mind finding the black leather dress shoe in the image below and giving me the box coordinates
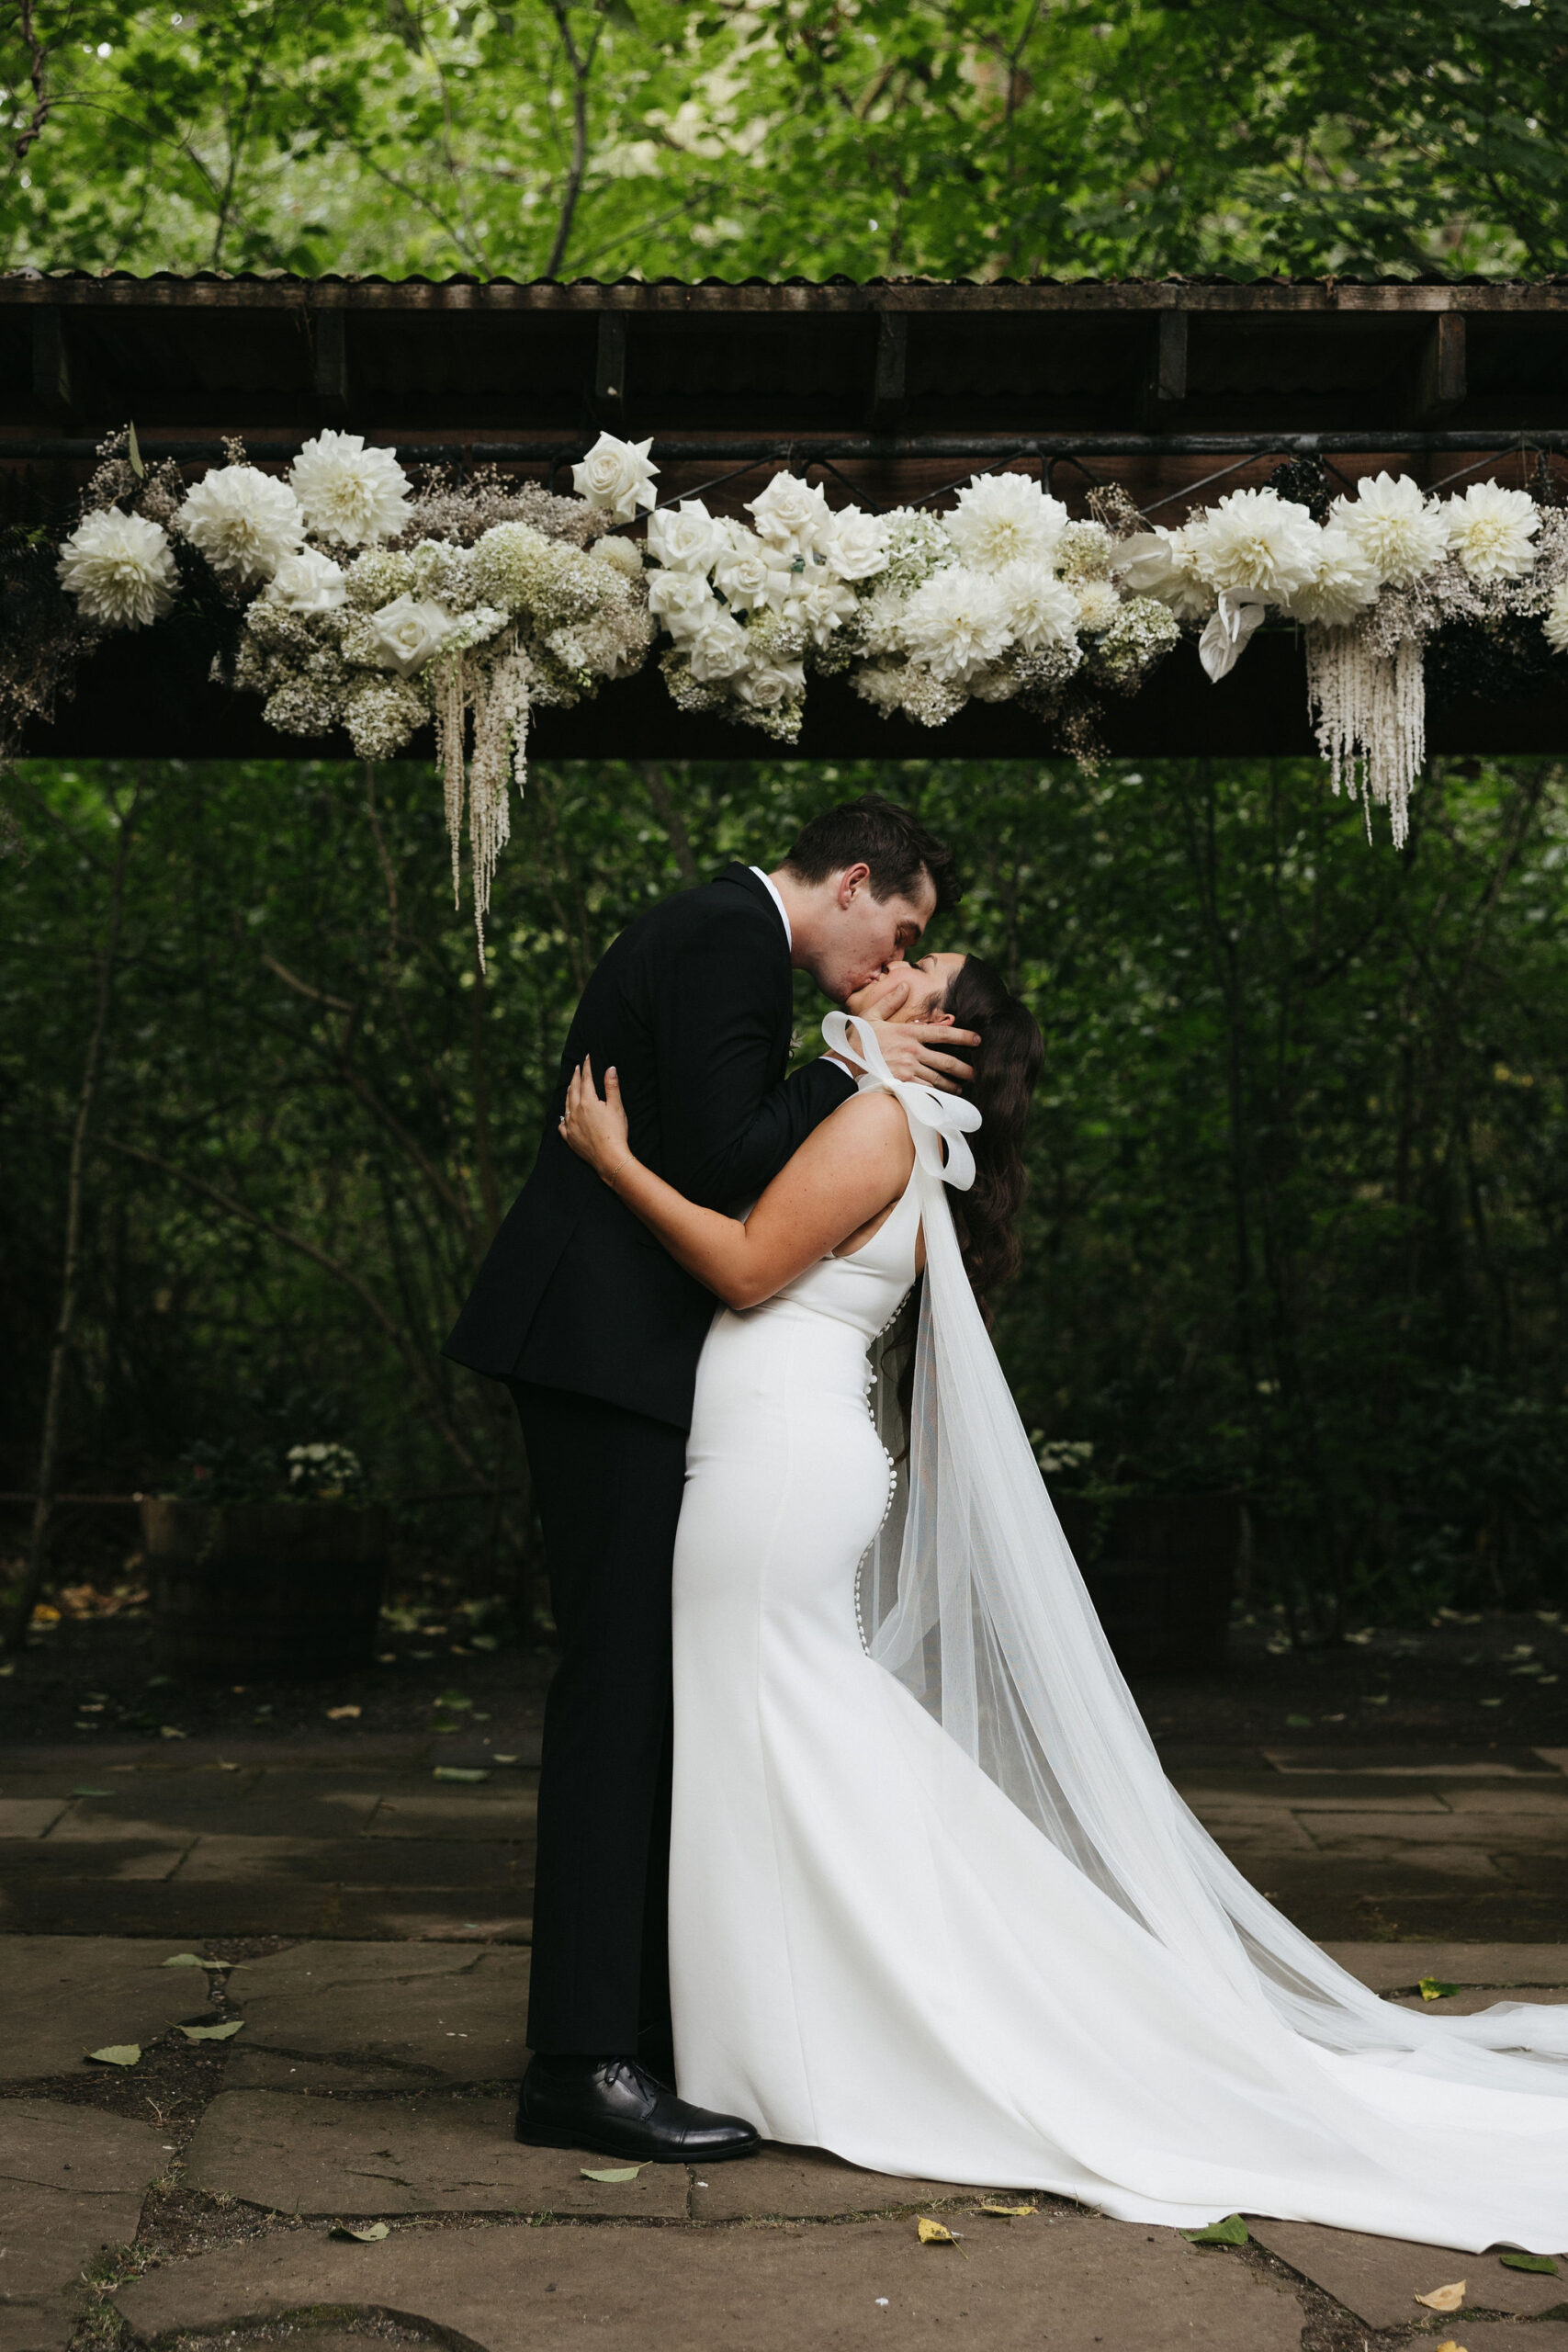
[515,2053,760,2164]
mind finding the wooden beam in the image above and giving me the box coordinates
[1142,310,1187,427]
[1415,312,1466,423]
[595,311,627,424]
[868,311,908,433]
[311,307,351,419]
[30,308,73,418]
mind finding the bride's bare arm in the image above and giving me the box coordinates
[560,1056,913,1309]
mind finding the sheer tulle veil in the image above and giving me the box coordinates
[822,1011,1568,2180]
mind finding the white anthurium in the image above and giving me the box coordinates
[571,431,660,521]
[646,499,725,575]
[1199,590,1270,683]
[367,594,457,676]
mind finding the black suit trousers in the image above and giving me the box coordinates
[510,1378,688,2060]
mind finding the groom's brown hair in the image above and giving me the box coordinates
[783,794,962,915]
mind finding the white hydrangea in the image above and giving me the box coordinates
[900,566,1013,683]
[945,471,1068,573]
[646,499,725,575]
[1189,487,1320,603]
[178,465,305,584]
[1329,472,1449,588]
[1545,582,1568,657]
[592,535,644,577]
[1280,525,1381,628]
[996,560,1079,650]
[820,507,889,582]
[288,431,412,547]
[56,508,179,629]
[747,474,833,556]
[572,432,659,521]
[1444,481,1540,581]
[265,548,349,614]
[366,595,457,677]
[1055,519,1115,582]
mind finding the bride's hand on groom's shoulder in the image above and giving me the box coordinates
[559,1057,634,1190]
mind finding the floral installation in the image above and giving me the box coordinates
[33,427,1568,933]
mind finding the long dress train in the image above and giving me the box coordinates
[668,1017,1568,2251]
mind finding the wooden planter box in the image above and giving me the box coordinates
[140,1497,389,1679]
[1054,1492,1244,1675]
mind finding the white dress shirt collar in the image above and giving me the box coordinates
[750,865,793,951]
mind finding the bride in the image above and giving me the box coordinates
[559,952,1568,2253]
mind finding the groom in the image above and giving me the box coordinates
[445,793,968,2162]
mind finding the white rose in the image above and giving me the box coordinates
[367,594,455,676]
[784,575,858,646]
[266,548,349,614]
[646,499,723,575]
[571,431,659,522]
[747,474,833,556]
[735,660,806,709]
[685,612,751,683]
[713,539,793,615]
[648,571,716,641]
[821,507,889,582]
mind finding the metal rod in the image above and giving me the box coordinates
[3,430,1568,465]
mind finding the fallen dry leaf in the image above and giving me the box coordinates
[325,1704,361,1720]
[179,2020,243,2041]
[87,2044,141,2067]
[1433,2341,1467,2352]
[433,1765,490,1782]
[917,2218,963,2246]
[978,2202,1036,2218]
[1415,2281,1466,2312]
[1499,2252,1558,2275]
[330,2222,389,2242]
[581,2165,645,2183]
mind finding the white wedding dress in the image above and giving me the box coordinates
[668,1018,1568,2251]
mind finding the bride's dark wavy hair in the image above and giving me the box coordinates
[940,955,1045,1307]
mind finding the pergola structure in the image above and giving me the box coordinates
[6,270,1568,760]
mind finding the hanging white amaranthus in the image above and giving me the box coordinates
[50,430,1568,931]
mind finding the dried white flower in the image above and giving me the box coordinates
[265,548,350,614]
[1443,481,1540,581]
[901,565,1012,683]
[747,474,833,556]
[1055,519,1115,582]
[177,464,304,584]
[1329,472,1449,588]
[1280,525,1381,628]
[646,499,725,575]
[945,471,1068,573]
[1545,582,1568,657]
[289,431,412,547]
[820,507,889,582]
[572,431,659,522]
[57,507,178,628]
[996,560,1079,650]
[366,594,457,677]
[1189,487,1319,603]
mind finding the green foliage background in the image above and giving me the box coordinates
[5,1,1567,282]
[6,753,1568,1624]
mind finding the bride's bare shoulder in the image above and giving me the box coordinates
[823,1085,915,1163]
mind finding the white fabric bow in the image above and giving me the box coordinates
[821,1010,980,1192]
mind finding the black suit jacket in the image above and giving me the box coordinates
[443,863,856,1429]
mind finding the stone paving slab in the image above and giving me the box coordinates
[111,2212,1304,2352]
[2,1838,191,1883]
[1325,1942,1568,1990]
[230,1942,531,2079]
[1247,2219,1568,2326]
[0,1802,68,1838]
[225,2048,435,2093]
[1438,2326,1568,2351]
[1299,1808,1568,1846]
[1,1936,222,2079]
[182,2089,692,2218]
[1,1885,534,1939]
[0,2098,165,2352]
[691,2144,1026,2220]
[367,1796,538,1839]
[174,1836,529,1886]
[1264,1747,1561,1775]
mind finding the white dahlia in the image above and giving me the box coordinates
[900,565,1013,683]
[1444,481,1540,581]
[1072,580,1122,635]
[1328,472,1448,588]
[56,508,178,629]
[646,498,724,576]
[1544,582,1568,657]
[995,560,1078,650]
[945,472,1068,573]
[178,465,305,585]
[289,431,411,547]
[747,474,833,557]
[1280,525,1381,628]
[572,431,659,522]
[1189,487,1319,603]
[265,548,350,614]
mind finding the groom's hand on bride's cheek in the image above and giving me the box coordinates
[875,1023,981,1094]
